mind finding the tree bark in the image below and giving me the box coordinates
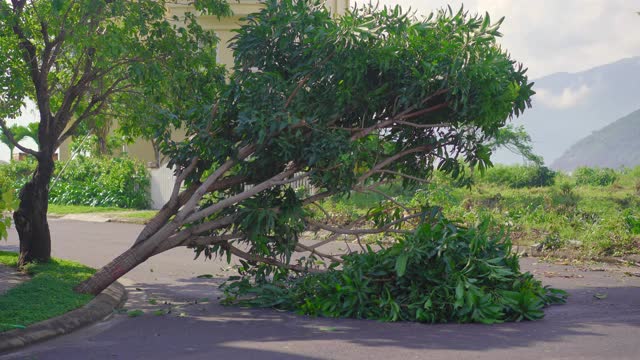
[74,236,158,295]
[14,156,55,266]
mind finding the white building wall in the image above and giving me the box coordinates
[149,165,177,210]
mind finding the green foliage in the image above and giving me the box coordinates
[0,157,37,194]
[574,167,618,187]
[0,251,95,332]
[0,189,16,240]
[310,166,640,258]
[486,124,543,165]
[222,211,566,323]
[162,0,534,199]
[481,164,556,188]
[49,157,150,209]
[0,156,150,209]
[624,210,640,235]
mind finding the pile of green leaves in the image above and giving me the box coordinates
[222,211,566,324]
[0,156,150,209]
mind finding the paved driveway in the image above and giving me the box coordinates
[2,219,640,359]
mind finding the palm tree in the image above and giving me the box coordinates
[0,124,29,161]
[24,122,39,145]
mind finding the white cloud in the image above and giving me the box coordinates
[371,0,640,79]
[535,85,592,109]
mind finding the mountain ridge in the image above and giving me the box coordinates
[551,108,640,171]
[492,56,640,165]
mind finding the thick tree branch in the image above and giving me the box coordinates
[375,170,431,184]
[355,186,410,213]
[307,213,422,235]
[294,242,343,263]
[135,174,247,245]
[184,165,302,224]
[225,243,320,273]
[56,79,134,146]
[357,145,433,184]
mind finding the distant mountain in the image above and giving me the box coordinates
[551,109,640,171]
[492,56,640,166]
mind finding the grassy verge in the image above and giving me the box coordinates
[0,251,95,332]
[48,204,157,224]
[48,204,130,214]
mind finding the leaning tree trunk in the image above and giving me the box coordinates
[14,156,55,266]
[74,225,172,295]
[74,243,154,295]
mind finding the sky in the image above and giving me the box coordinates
[373,0,640,79]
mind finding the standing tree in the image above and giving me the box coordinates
[0,0,230,265]
[75,1,534,295]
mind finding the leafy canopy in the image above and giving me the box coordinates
[0,0,230,159]
[147,0,534,264]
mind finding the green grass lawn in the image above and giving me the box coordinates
[48,204,158,223]
[48,204,129,214]
[0,251,95,332]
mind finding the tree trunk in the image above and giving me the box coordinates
[74,240,156,295]
[97,135,108,156]
[14,156,55,266]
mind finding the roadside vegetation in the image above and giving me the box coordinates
[0,251,94,332]
[48,205,157,224]
[2,158,637,258]
[0,156,150,209]
[316,165,640,258]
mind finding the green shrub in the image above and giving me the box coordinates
[0,158,37,194]
[49,156,150,209]
[222,211,566,324]
[0,156,150,209]
[623,210,640,235]
[482,165,556,188]
[574,167,618,187]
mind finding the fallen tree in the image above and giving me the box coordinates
[75,0,534,295]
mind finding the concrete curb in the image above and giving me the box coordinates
[0,281,127,353]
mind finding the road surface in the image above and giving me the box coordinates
[2,219,640,359]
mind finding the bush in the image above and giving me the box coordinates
[0,158,37,194]
[574,167,618,187]
[222,211,566,324]
[49,156,150,209]
[482,165,556,188]
[0,156,150,209]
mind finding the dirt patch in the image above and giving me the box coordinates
[0,265,28,295]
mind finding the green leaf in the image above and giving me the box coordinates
[395,252,408,277]
[593,293,608,300]
[127,310,144,318]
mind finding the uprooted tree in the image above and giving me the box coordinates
[75,0,534,295]
[0,0,230,265]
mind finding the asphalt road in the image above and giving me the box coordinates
[2,219,640,360]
